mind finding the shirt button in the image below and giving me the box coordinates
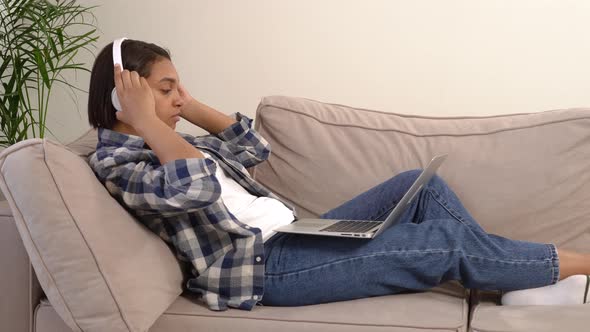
[255,256,262,263]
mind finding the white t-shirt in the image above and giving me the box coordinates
[201,151,295,242]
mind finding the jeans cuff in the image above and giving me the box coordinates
[547,243,560,284]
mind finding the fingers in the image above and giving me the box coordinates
[139,76,148,88]
[114,65,150,117]
[114,64,145,91]
[130,71,141,87]
[114,64,123,89]
[139,77,154,98]
[121,69,131,90]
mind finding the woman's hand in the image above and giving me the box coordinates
[176,83,236,134]
[178,83,196,117]
[113,64,158,130]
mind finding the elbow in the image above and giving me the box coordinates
[195,178,222,208]
[260,143,271,161]
[170,174,222,210]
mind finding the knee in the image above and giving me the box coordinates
[397,169,450,192]
[396,169,422,182]
[425,173,451,192]
[392,169,424,192]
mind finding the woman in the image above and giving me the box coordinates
[88,39,590,311]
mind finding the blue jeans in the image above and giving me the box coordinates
[261,170,559,306]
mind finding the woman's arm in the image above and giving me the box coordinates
[177,84,271,168]
[135,117,205,164]
[90,149,221,214]
[178,85,236,134]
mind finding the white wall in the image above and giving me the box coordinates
[47,0,590,144]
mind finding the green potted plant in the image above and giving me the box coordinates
[0,0,99,148]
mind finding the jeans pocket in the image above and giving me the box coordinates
[264,233,292,269]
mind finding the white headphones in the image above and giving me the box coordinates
[111,37,127,112]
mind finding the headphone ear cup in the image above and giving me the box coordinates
[111,88,122,112]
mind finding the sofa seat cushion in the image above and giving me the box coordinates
[35,298,72,332]
[155,282,468,332]
[470,299,590,332]
[34,282,468,332]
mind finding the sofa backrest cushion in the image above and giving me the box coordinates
[67,127,99,161]
[252,96,590,250]
[0,138,184,332]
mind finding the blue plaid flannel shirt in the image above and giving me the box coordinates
[89,113,296,311]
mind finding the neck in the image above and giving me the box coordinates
[111,121,139,137]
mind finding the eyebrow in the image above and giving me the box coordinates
[158,77,177,84]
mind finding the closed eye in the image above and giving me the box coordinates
[161,89,172,95]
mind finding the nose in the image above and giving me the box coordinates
[173,90,184,108]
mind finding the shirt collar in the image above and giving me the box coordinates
[97,127,147,149]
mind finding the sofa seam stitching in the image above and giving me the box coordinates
[258,104,590,137]
[266,95,573,120]
[296,95,544,119]
[160,311,464,329]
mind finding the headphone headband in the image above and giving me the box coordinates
[111,37,127,112]
[112,37,127,71]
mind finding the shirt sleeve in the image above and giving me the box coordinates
[91,152,221,214]
[214,112,271,168]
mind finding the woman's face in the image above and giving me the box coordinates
[145,58,184,129]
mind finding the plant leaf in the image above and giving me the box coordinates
[34,49,51,89]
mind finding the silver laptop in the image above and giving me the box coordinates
[274,154,448,239]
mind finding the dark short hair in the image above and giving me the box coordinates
[87,39,171,129]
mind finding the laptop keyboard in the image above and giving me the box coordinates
[319,220,382,233]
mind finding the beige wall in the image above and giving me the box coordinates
[47,0,590,143]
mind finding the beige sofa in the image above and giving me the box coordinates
[2,95,590,332]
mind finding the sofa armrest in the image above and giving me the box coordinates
[0,200,44,332]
